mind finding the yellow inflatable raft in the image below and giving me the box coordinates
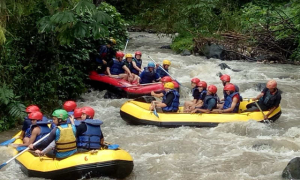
[11,132,133,179]
[120,97,282,127]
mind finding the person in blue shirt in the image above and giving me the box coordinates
[132,51,143,75]
[191,85,218,113]
[20,105,49,139]
[95,38,117,73]
[29,109,77,159]
[156,59,171,78]
[193,81,208,109]
[140,62,161,84]
[106,51,131,80]
[14,111,50,148]
[150,82,180,112]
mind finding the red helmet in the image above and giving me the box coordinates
[116,51,124,58]
[191,78,200,84]
[81,106,95,119]
[224,83,235,91]
[63,101,77,112]
[266,80,277,89]
[207,85,217,94]
[161,76,172,83]
[220,74,231,82]
[197,81,207,88]
[135,51,142,56]
[73,108,82,119]
[25,105,40,113]
[28,111,43,121]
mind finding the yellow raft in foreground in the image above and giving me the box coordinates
[11,132,133,179]
[120,97,282,127]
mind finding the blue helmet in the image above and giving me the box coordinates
[148,62,155,68]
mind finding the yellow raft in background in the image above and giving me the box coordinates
[11,132,133,179]
[120,97,282,127]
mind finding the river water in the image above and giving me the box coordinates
[1,32,300,180]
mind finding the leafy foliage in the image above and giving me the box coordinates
[0,1,128,131]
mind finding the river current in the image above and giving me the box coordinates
[0,32,300,180]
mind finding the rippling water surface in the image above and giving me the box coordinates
[0,32,300,180]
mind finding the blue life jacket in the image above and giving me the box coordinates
[110,59,125,75]
[156,67,169,78]
[223,84,243,101]
[140,67,158,84]
[162,90,180,112]
[74,119,83,126]
[198,90,207,101]
[201,95,218,109]
[77,119,103,149]
[223,92,240,113]
[25,121,51,142]
[131,58,142,75]
[123,60,135,73]
[192,87,198,98]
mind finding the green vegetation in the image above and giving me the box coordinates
[110,0,300,61]
[0,0,127,131]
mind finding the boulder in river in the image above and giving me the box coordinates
[218,63,242,72]
[282,157,300,179]
[181,49,192,56]
[160,45,171,49]
[202,44,225,60]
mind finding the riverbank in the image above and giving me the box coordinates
[128,27,300,65]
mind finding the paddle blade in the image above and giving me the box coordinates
[153,110,159,118]
[108,144,119,150]
[0,138,16,146]
[0,162,7,170]
[16,146,27,152]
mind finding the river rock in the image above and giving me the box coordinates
[104,91,122,99]
[181,49,192,56]
[160,45,171,49]
[202,44,225,60]
[219,63,232,70]
[282,157,300,179]
[216,72,223,77]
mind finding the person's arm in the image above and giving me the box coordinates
[151,91,164,98]
[264,94,281,119]
[221,96,239,113]
[30,128,56,150]
[155,93,174,108]
[132,61,142,72]
[19,127,40,147]
[155,73,161,82]
[123,65,132,75]
[252,92,264,101]
[106,66,112,76]
[40,140,56,154]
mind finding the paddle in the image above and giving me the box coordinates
[123,39,129,54]
[148,56,182,86]
[117,82,162,88]
[0,133,49,170]
[254,101,270,123]
[152,102,159,118]
[0,137,18,146]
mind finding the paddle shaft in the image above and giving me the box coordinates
[254,101,266,119]
[123,39,129,54]
[1,134,49,167]
[148,56,178,83]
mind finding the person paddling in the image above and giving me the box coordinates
[106,51,131,80]
[243,80,281,119]
[150,82,180,113]
[132,51,143,75]
[96,38,117,73]
[214,83,241,113]
[29,109,77,159]
[151,76,173,98]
